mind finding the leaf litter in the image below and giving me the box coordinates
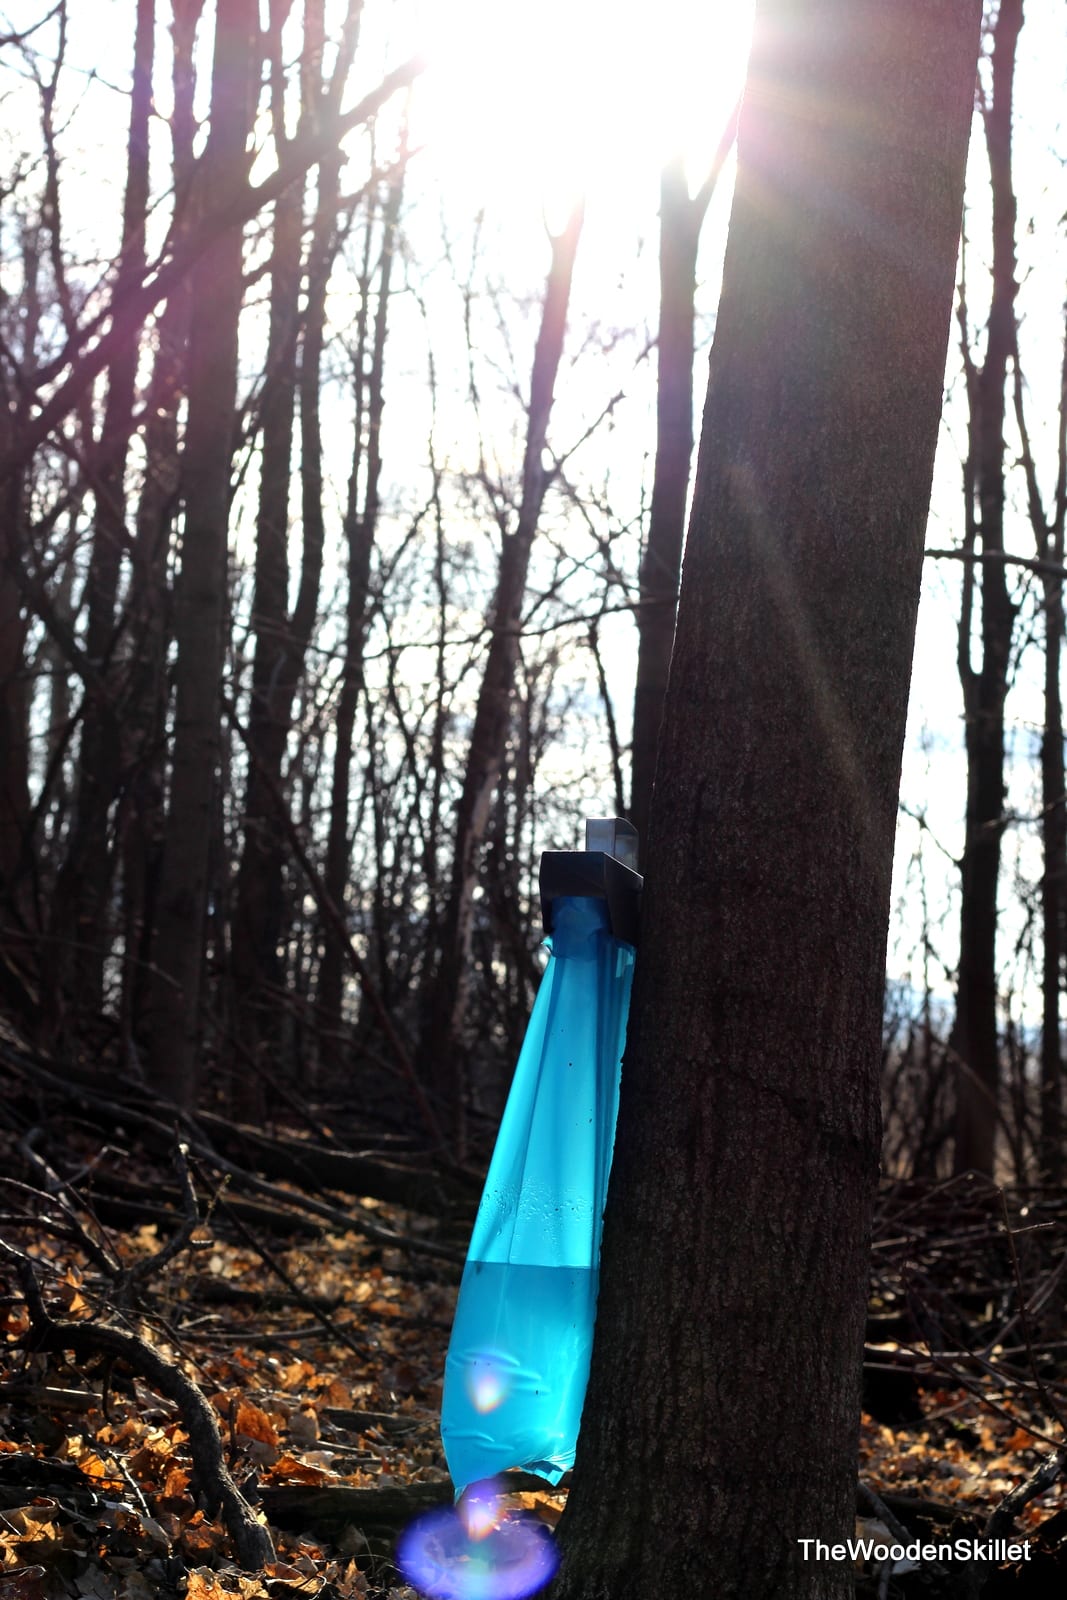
[1,1120,1066,1599]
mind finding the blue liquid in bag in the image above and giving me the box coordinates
[443,1262,597,1489]
[441,896,634,1492]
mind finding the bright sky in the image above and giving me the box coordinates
[411,0,753,223]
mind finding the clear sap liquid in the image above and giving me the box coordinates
[441,1261,597,1489]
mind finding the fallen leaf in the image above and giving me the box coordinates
[235,1403,278,1448]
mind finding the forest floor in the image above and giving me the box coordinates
[1,1038,1066,1599]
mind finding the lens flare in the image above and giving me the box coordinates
[458,1484,503,1542]
[464,1353,512,1414]
[397,1486,559,1600]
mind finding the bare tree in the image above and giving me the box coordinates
[1014,306,1067,1179]
[629,113,737,853]
[414,202,583,1142]
[48,0,155,1017]
[146,0,263,1105]
[553,2,981,1597]
[231,0,362,1083]
[119,0,206,1048]
[317,146,408,1060]
[951,0,1023,1176]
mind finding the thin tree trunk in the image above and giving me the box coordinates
[1040,574,1065,1178]
[0,467,29,932]
[414,203,583,1141]
[553,2,981,1597]
[229,132,306,1074]
[1016,308,1067,1179]
[318,160,405,1053]
[630,117,736,856]
[121,0,207,1048]
[233,0,361,1078]
[147,0,260,1106]
[51,0,154,1017]
[0,199,39,961]
[951,0,1022,1177]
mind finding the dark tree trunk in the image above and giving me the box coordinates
[552,3,981,1599]
[51,0,154,1017]
[229,125,306,1076]
[147,0,260,1106]
[951,0,1022,1177]
[414,204,583,1140]
[1040,568,1065,1178]
[119,1,204,1050]
[630,116,736,856]
[232,0,362,1081]
[1042,325,1067,1179]
[318,161,405,1055]
[0,472,29,930]
[0,199,39,976]
[1017,310,1067,1180]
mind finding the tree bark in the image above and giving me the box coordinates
[1040,561,1065,1179]
[1016,309,1067,1180]
[630,115,736,856]
[552,3,981,1598]
[318,158,406,1055]
[120,0,203,1049]
[951,0,1022,1177]
[414,204,583,1139]
[51,0,154,1017]
[232,0,362,1081]
[147,0,260,1105]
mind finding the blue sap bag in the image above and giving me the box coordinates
[441,891,636,1493]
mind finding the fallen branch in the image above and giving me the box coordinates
[258,1471,562,1540]
[985,1447,1067,1544]
[196,1109,475,1214]
[1,1047,464,1261]
[4,1240,275,1569]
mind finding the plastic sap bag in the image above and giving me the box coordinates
[441,893,635,1492]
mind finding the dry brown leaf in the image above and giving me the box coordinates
[162,1463,191,1499]
[185,1569,232,1600]
[262,1454,333,1486]
[235,1403,279,1447]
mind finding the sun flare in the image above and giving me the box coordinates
[415,0,754,220]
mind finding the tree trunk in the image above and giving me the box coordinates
[120,0,204,1051]
[414,203,583,1139]
[1040,568,1065,1179]
[630,116,736,856]
[229,128,306,1076]
[0,231,38,973]
[147,0,260,1106]
[951,0,1022,1177]
[318,162,405,1054]
[629,162,699,858]
[553,3,981,1598]
[0,469,29,933]
[51,0,154,1017]
[231,0,363,1081]
[1018,310,1067,1181]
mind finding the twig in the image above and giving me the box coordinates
[118,1142,212,1304]
[222,694,445,1152]
[211,1193,374,1364]
[858,1480,953,1598]
[997,1188,1067,1435]
[984,1447,1067,1543]
[2,1238,275,1569]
